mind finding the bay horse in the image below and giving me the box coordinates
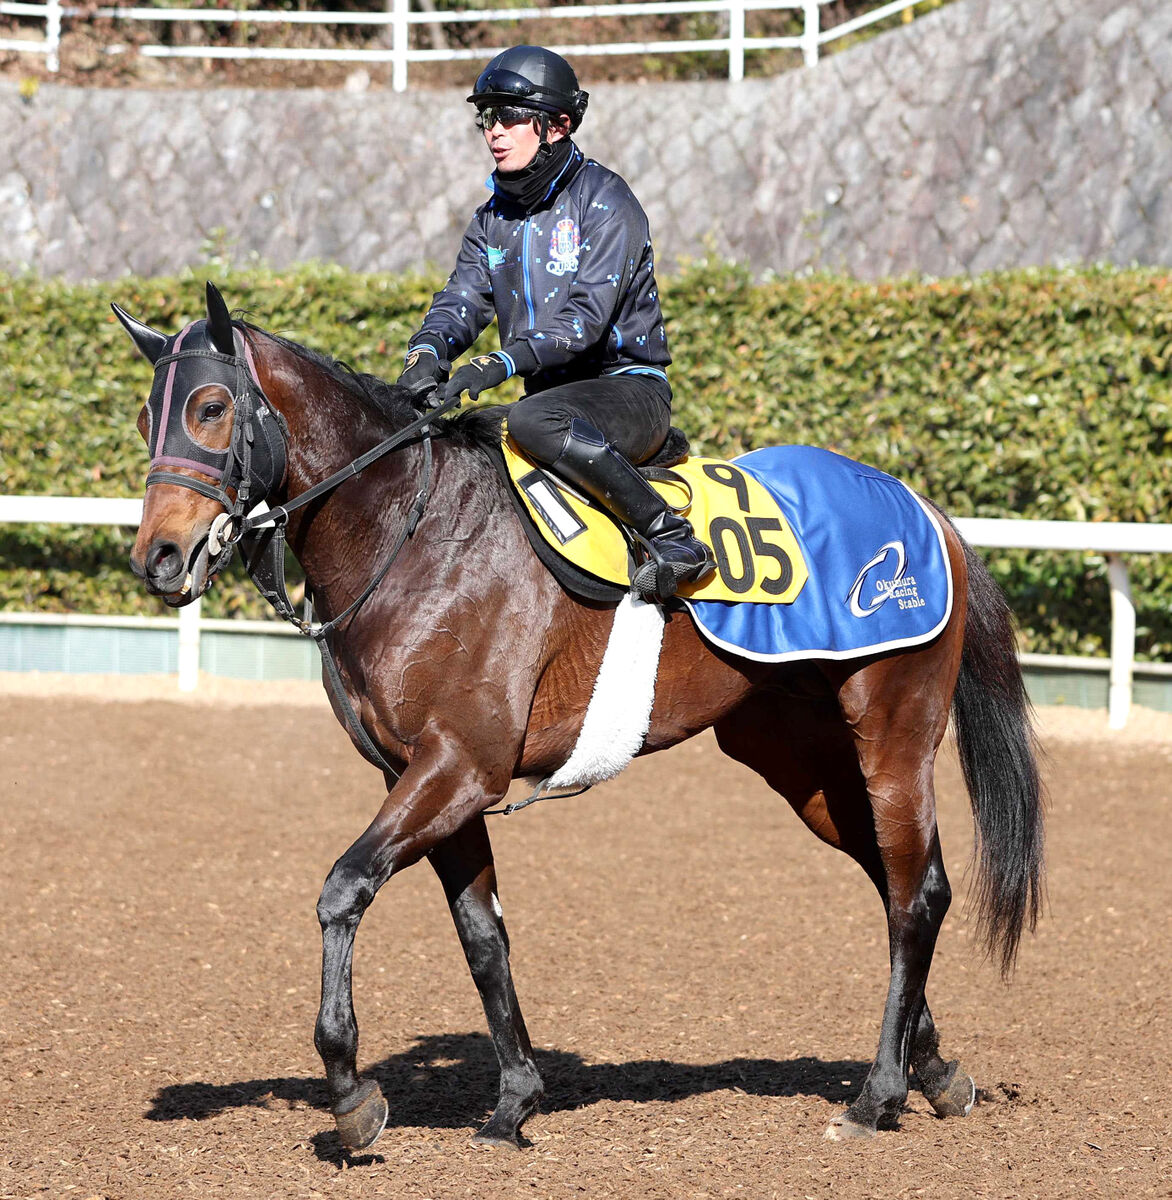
[117,283,1043,1149]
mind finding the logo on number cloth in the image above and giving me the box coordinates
[546,219,581,276]
[846,541,926,616]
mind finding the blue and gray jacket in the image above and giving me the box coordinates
[408,147,671,395]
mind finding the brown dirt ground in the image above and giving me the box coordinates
[1,673,1170,1200]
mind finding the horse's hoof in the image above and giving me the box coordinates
[333,1080,388,1150]
[925,1064,976,1119]
[471,1129,525,1150]
[471,1117,527,1150]
[824,1115,875,1141]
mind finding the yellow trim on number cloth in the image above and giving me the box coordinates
[502,432,808,604]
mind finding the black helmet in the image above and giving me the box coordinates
[468,45,589,132]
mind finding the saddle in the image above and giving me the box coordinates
[496,424,809,606]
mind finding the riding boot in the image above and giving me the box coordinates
[550,418,716,601]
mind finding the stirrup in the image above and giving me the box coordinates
[629,536,716,602]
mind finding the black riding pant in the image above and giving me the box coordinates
[507,374,671,467]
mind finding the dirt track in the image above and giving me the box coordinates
[1,674,1169,1199]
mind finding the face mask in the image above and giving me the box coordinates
[493,139,583,211]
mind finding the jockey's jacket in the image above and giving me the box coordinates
[409,145,671,395]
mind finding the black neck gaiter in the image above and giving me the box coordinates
[493,139,583,212]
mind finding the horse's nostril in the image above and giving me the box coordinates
[145,540,185,586]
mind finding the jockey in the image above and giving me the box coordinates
[398,44,716,601]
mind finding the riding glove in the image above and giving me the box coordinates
[397,347,449,402]
[443,353,513,406]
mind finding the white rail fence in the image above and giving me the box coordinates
[2,494,1171,728]
[0,0,924,83]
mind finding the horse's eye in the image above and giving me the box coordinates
[200,402,227,422]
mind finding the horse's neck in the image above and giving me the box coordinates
[253,338,416,573]
[257,343,385,497]
[252,335,512,618]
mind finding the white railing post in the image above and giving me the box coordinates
[177,595,202,692]
[801,0,820,67]
[728,0,745,83]
[45,0,62,71]
[1106,553,1134,730]
[391,0,409,92]
[2,0,953,78]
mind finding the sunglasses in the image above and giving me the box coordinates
[475,105,541,131]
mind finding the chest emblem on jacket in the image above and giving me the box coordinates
[485,246,507,271]
[546,218,580,277]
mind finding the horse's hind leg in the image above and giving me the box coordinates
[714,670,972,1138]
[428,816,543,1148]
[910,1001,976,1118]
[823,824,952,1137]
[817,655,966,1138]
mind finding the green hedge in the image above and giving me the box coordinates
[3,262,1171,657]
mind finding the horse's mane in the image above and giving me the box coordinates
[242,323,506,454]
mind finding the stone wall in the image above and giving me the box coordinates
[1,0,1168,280]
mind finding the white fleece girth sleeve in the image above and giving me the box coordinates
[545,593,666,790]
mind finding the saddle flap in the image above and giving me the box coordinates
[502,432,809,605]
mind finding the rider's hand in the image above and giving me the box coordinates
[397,347,449,402]
[443,353,512,406]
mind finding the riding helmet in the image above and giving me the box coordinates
[468,45,589,132]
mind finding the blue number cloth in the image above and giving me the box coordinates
[684,446,954,663]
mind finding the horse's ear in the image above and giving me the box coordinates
[111,302,169,365]
[205,280,236,357]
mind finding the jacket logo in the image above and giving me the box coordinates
[846,541,923,617]
[486,246,507,271]
[546,219,580,277]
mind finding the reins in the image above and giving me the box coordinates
[240,437,434,782]
[149,333,606,812]
[240,383,599,811]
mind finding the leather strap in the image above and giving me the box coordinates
[317,632,403,781]
[639,465,693,513]
[242,395,458,533]
[146,470,234,508]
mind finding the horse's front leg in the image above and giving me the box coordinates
[313,749,510,1150]
[428,815,543,1147]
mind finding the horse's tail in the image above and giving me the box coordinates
[951,534,1045,976]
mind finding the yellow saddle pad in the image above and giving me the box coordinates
[502,432,808,604]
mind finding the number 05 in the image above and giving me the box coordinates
[707,515,793,596]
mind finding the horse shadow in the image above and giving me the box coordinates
[145,1032,869,1164]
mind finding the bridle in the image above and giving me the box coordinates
[144,324,461,777]
[144,324,290,587]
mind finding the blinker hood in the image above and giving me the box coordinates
[144,321,235,483]
[113,301,288,515]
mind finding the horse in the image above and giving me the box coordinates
[116,282,1043,1150]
